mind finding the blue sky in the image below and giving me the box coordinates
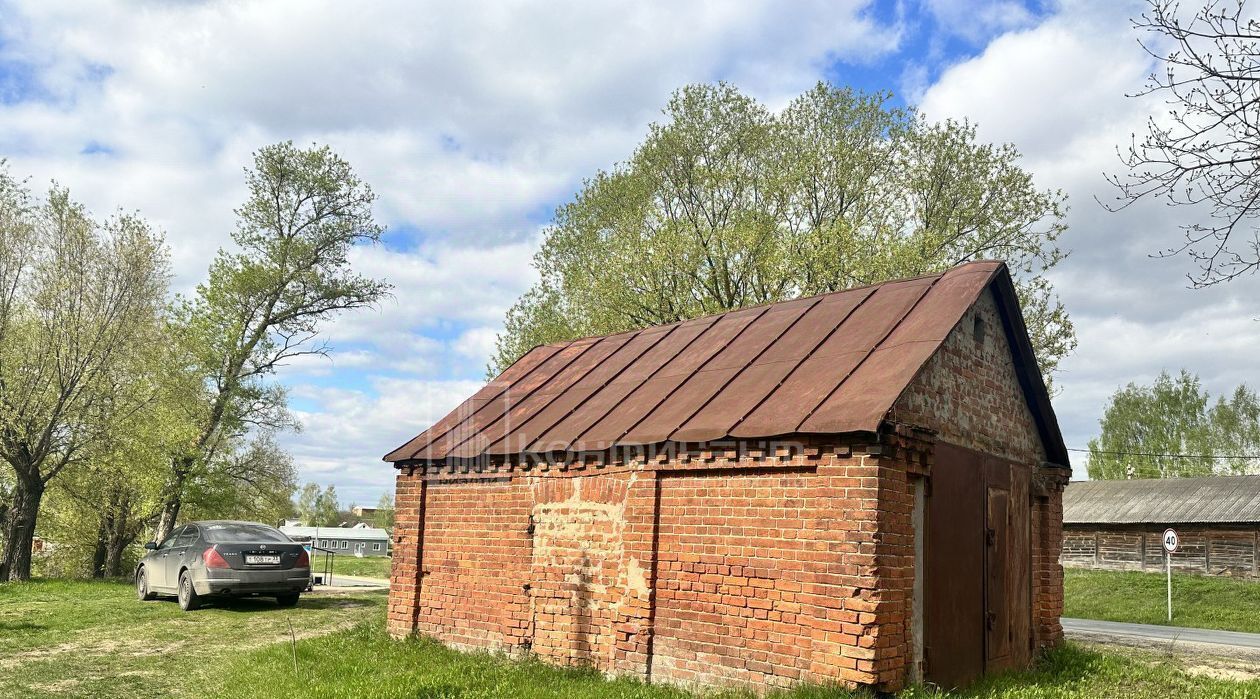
[1,0,1257,505]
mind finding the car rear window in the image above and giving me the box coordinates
[202,524,291,544]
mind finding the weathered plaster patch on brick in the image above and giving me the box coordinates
[529,475,630,667]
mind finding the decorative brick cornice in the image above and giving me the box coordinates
[394,434,891,483]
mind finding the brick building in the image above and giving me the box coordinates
[383,260,1071,692]
[1063,475,1260,577]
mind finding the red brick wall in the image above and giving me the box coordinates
[388,443,919,692]
[405,477,534,652]
[1032,482,1065,647]
[650,458,903,690]
[387,469,420,636]
[894,288,1047,467]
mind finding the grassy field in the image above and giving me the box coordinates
[310,553,392,579]
[1064,567,1260,633]
[0,579,386,699]
[4,578,1260,698]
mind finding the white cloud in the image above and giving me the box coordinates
[919,0,1260,469]
[0,0,908,499]
[283,377,485,504]
[453,326,500,364]
[0,0,902,274]
[924,0,1040,43]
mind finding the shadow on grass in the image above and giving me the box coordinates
[144,593,380,614]
[0,621,45,631]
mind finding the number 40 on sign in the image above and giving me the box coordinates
[1162,528,1178,621]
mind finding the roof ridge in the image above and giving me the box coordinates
[538,261,1000,349]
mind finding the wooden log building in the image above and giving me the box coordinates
[1063,475,1260,577]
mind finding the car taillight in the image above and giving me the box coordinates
[296,548,309,568]
[204,546,230,569]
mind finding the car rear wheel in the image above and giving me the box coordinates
[136,567,156,601]
[177,571,201,611]
[276,592,300,608]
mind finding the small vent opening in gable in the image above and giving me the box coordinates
[973,315,985,346]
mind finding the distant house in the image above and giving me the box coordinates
[280,521,391,557]
[1062,475,1260,577]
[350,506,378,517]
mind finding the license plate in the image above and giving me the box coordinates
[245,554,281,565]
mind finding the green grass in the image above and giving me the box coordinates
[0,578,386,699]
[314,554,391,580]
[5,577,1260,698]
[906,642,1260,698]
[1064,567,1260,633]
[223,619,1260,699]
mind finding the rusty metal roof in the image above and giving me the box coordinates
[1064,476,1260,525]
[384,260,1068,464]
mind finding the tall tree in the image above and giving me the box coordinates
[491,83,1073,383]
[0,170,169,580]
[296,482,322,524]
[1110,0,1260,286]
[1088,369,1260,478]
[314,486,340,527]
[374,492,395,530]
[179,432,297,527]
[153,142,389,543]
[295,482,340,527]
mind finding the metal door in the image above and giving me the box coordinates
[985,484,1011,664]
[925,444,1033,688]
[924,443,985,689]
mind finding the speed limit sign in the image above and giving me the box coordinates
[1162,528,1178,621]
[1163,528,1179,553]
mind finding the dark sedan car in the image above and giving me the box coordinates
[135,520,310,611]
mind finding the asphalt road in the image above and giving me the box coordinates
[1063,617,1260,650]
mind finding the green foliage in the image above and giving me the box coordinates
[374,491,395,529]
[155,141,390,541]
[180,433,297,526]
[296,482,341,527]
[1087,370,1260,479]
[1064,568,1260,634]
[491,82,1073,386]
[0,165,170,580]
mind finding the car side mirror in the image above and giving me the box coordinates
[144,541,157,550]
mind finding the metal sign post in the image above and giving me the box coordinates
[1162,528,1179,622]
